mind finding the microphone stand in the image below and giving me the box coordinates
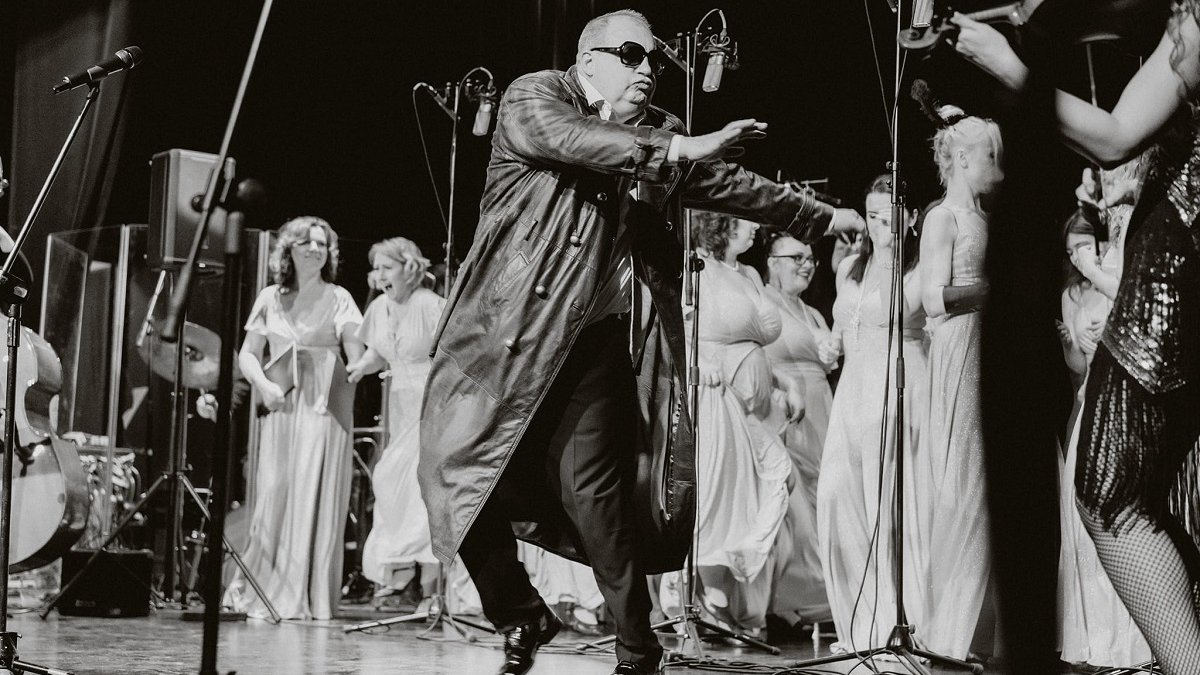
[414,67,496,294]
[0,85,105,675]
[786,2,980,672]
[157,2,276,674]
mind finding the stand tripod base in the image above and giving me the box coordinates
[577,613,779,656]
[342,595,495,639]
[0,632,74,675]
[787,624,981,675]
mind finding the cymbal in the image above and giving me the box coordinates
[139,321,222,390]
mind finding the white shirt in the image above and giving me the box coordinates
[577,72,635,326]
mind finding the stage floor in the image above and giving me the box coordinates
[4,605,1012,675]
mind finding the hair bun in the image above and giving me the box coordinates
[937,104,968,126]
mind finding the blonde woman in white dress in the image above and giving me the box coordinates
[347,237,444,609]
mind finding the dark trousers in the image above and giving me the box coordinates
[458,314,662,667]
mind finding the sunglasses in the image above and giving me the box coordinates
[769,253,818,267]
[590,41,667,76]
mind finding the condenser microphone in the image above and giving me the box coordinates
[702,50,726,93]
[472,87,497,136]
[53,46,143,94]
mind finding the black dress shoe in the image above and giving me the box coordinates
[611,659,663,675]
[497,607,563,675]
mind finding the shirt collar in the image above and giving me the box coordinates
[576,71,612,121]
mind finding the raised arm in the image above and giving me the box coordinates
[953,12,1200,166]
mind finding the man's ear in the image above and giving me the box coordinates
[579,52,595,77]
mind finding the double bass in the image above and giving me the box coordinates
[2,326,89,572]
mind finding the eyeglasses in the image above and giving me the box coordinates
[589,41,667,76]
[769,253,818,267]
[292,239,329,249]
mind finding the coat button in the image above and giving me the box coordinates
[664,221,674,231]
[504,338,517,351]
[534,284,548,298]
[596,192,608,202]
[569,234,582,246]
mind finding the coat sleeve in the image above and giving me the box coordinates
[495,72,678,183]
[680,158,835,243]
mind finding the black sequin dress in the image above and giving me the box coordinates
[1077,105,1200,531]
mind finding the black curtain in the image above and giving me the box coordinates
[6,0,134,316]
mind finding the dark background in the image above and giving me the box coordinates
[3,0,1134,278]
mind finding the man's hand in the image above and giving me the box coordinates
[951,13,1029,91]
[830,208,865,234]
[677,119,768,163]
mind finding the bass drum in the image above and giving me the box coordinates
[0,327,89,572]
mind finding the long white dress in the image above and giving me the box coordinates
[918,205,990,658]
[358,289,444,587]
[225,283,362,621]
[818,255,928,652]
[762,286,833,624]
[692,259,793,632]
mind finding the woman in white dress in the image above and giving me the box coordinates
[762,233,836,627]
[226,216,364,620]
[917,110,1003,658]
[1056,164,1151,669]
[818,175,927,652]
[688,212,804,634]
[346,237,444,607]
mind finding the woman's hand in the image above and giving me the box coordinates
[346,359,369,384]
[951,13,1029,90]
[258,381,287,411]
[1077,317,1104,356]
[817,335,843,368]
[1069,241,1102,278]
[785,382,807,424]
[698,361,722,387]
[1056,319,1074,349]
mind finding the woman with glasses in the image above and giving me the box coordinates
[761,234,836,632]
[683,212,804,636]
[225,216,364,620]
[817,174,927,652]
[346,237,444,611]
[917,110,1003,660]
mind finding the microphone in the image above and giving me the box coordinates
[702,51,726,93]
[701,32,737,93]
[912,0,934,27]
[53,46,143,94]
[472,86,497,137]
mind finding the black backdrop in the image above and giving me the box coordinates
[7,0,1013,291]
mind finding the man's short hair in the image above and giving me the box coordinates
[577,9,652,58]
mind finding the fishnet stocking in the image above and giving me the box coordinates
[1076,501,1200,674]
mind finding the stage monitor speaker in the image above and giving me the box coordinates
[148,148,236,270]
[57,549,153,617]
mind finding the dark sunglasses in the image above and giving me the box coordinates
[590,41,667,76]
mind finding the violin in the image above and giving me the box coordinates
[900,1,1037,54]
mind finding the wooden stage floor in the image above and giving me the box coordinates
[4,605,1013,675]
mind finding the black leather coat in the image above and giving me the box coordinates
[419,66,832,573]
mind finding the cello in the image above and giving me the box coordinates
[1,326,89,573]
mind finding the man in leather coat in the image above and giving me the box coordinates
[419,9,862,675]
